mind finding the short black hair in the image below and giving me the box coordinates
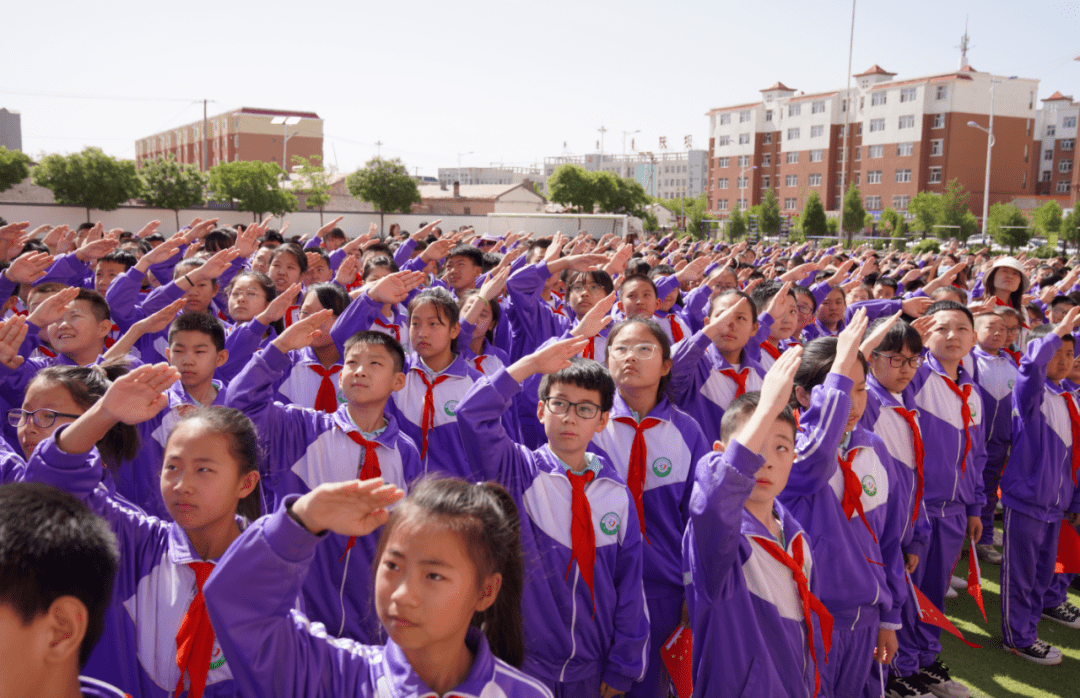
[720,391,797,443]
[0,482,118,667]
[169,311,226,352]
[750,280,793,310]
[363,255,399,280]
[343,330,406,373]
[564,269,614,296]
[447,244,484,268]
[867,317,922,356]
[1051,295,1077,310]
[325,227,347,243]
[98,249,137,270]
[925,299,974,328]
[874,277,898,291]
[307,282,351,317]
[539,357,615,413]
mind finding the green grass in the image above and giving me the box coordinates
[935,541,1080,698]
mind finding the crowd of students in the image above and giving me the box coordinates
[0,212,1078,698]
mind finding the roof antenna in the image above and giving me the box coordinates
[957,17,972,70]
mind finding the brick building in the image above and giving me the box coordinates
[705,66,1040,219]
[1033,91,1079,206]
[135,107,323,171]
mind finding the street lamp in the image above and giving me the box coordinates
[457,151,473,186]
[966,75,1017,245]
[739,165,758,212]
[639,151,657,197]
[270,116,301,172]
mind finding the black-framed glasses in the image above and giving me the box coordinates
[796,304,815,317]
[871,352,924,369]
[8,408,81,429]
[569,283,605,296]
[541,397,601,419]
[609,344,657,360]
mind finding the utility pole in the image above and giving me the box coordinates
[598,125,607,173]
[375,140,383,158]
[202,99,208,172]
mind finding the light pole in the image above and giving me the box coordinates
[457,151,473,186]
[967,75,1017,245]
[598,125,608,173]
[270,116,301,172]
[739,165,758,211]
[639,151,657,197]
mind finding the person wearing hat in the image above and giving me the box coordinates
[980,257,1029,319]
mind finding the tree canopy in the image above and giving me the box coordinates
[207,160,298,220]
[139,155,207,230]
[32,147,142,222]
[346,157,420,234]
[800,191,828,238]
[548,163,650,217]
[0,146,31,193]
[987,201,1030,252]
[293,155,333,225]
[841,185,865,245]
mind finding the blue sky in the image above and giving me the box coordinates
[4,0,1078,177]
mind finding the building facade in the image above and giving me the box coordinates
[0,108,22,152]
[135,107,323,171]
[544,150,708,199]
[437,165,545,190]
[705,66,1040,219]
[1033,91,1079,206]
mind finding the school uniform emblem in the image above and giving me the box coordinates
[968,401,978,420]
[1008,379,1015,390]
[210,646,227,670]
[444,400,458,416]
[651,457,673,477]
[861,475,877,497]
[600,512,621,536]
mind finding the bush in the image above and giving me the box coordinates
[910,239,941,255]
[1030,244,1058,259]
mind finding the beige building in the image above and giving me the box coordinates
[135,107,323,171]
[415,182,546,215]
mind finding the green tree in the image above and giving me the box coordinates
[908,191,939,240]
[826,217,840,237]
[987,201,1031,252]
[936,179,977,243]
[841,185,866,246]
[138,155,207,230]
[800,191,828,238]
[0,146,31,193]
[207,160,298,220]
[346,157,421,235]
[547,163,596,212]
[1032,200,1063,241]
[292,155,333,226]
[878,207,906,250]
[1061,209,1080,254]
[593,171,650,217]
[640,208,659,232]
[757,188,781,236]
[32,147,142,222]
[728,209,747,241]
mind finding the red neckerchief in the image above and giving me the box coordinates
[940,375,973,473]
[837,447,878,544]
[613,416,661,539]
[566,469,597,618]
[339,430,382,560]
[174,562,216,698]
[1062,391,1080,486]
[373,315,401,342]
[309,365,342,413]
[720,367,750,397]
[760,341,783,361]
[667,314,685,343]
[414,369,450,458]
[892,406,925,525]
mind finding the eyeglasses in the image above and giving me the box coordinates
[569,283,605,295]
[796,304,815,317]
[1004,327,1021,336]
[8,408,81,429]
[609,343,657,360]
[871,352,925,369]
[541,397,601,419]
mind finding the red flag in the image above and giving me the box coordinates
[967,541,987,622]
[907,572,982,648]
[661,626,693,698]
[1055,520,1080,574]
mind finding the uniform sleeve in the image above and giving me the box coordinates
[665,331,713,408]
[786,373,854,497]
[34,253,92,288]
[331,294,382,359]
[141,279,186,316]
[845,298,901,325]
[603,501,649,692]
[393,239,417,267]
[1013,334,1058,424]
[104,266,149,333]
[219,320,272,382]
[203,499,373,698]
[455,368,539,495]
[875,440,908,628]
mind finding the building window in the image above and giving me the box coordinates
[765,110,773,122]
[785,174,798,187]
[737,176,748,188]
[784,197,798,210]
[866,196,882,209]
[871,92,887,106]
[739,133,750,144]
[1058,181,1072,194]
[836,195,844,208]
[898,115,915,129]
[763,132,772,144]
[812,101,826,114]
[897,142,914,157]
[810,125,824,138]
[717,178,728,189]
[718,136,731,146]
[855,147,861,160]
[810,149,823,162]
[786,152,799,164]
[893,195,910,210]
[717,199,729,210]
[933,113,945,129]
[1060,159,1073,173]
[838,148,846,161]
[789,104,801,117]
[763,153,772,166]
[870,118,886,132]
[929,167,942,184]
[936,85,948,100]
[1046,149,1055,161]
[1065,117,1078,129]
[788,128,800,140]
[842,99,849,112]
[1042,170,1052,182]
[1063,139,1076,151]
[900,87,917,102]
[737,155,750,167]
[855,172,861,185]
[866,144,883,158]
[761,175,771,189]
[809,173,822,186]
[867,170,882,184]
[930,139,943,156]
[738,110,751,123]
[738,199,747,211]
[896,169,912,183]
[1048,125,1057,137]
[839,124,846,137]
[720,114,731,125]
[717,157,730,168]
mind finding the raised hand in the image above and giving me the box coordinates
[290,478,405,537]
[779,262,818,284]
[509,335,591,382]
[675,255,710,285]
[860,310,903,358]
[764,281,794,318]
[136,220,161,239]
[834,307,868,375]
[0,315,28,369]
[570,292,616,340]
[100,363,181,425]
[135,235,184,272]
[900,296,933,318]
[544,233,566,266]
[5,251,54,285]
[74,232,118,264]
[271,308,335,354]
[367,270,426,305]
[411,219,443,243]
[333,255,359,287]
[257,283,303,325]
[315,216,345,240]
[180,218,219,244]
[0,221,30,243]
[419,236,455,264]
[1054,306,1080,338]
[234,222,263,258]
[190,247,242,284]
[703,294,754,343]
[27,286,80,328]
[479,265,511,301]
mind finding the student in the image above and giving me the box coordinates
[591,318,710,698]
[456,339,649,697]
[359,256,410,354]
[226,316,421,643]
[999,316,1080,663]
[647,265,691,346]
[443,244,486,297]
[747,280,799,372]
[274,283,353,412]
[93,250,137,296]
[874,276,899,300]
[4,288,113,385]
[997,307,1024,364]
[17,363,260,698]
[0,482,126,698]
[683,347,834,697]
[784,311,907,698]
[618,274,659,323]
[667,290,765,441]
[268,244,308,327]
[979,256,1028,322]
[203,477,551,698]
[458,281,511,376]
[970,310,1018,566]
[891,300,986,698]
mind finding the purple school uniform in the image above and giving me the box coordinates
[506,262,573,359]
[21,432,243,698]
[971,346,1018,545]
[202,500,553,698]
[589,393,709,698]
[999,334,1080,647]
[224,344,422,643]
[667,331,765,442]
[79,676,129,698]
[683,443,824,698]
[456,370,649,693]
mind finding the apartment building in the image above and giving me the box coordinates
[544,150,708,199]
[1033,91,1079,206]
[135,107,323,171]
[705,65,1039,218]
